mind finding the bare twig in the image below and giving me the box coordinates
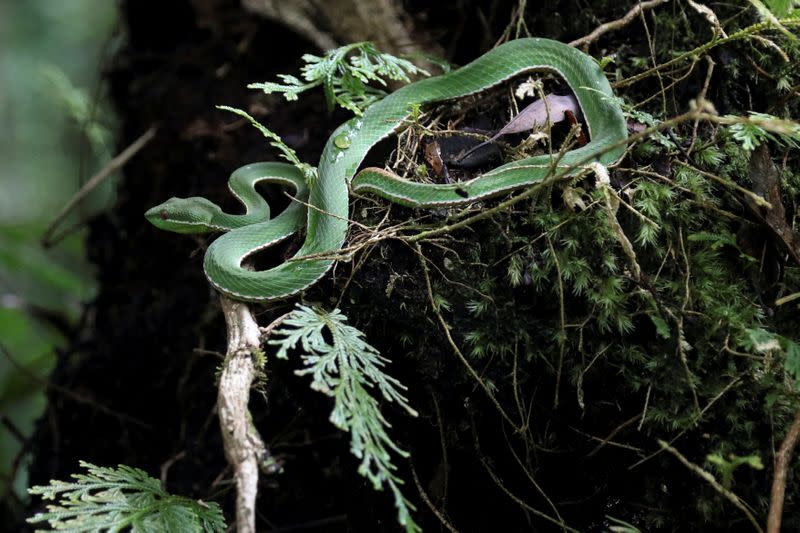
[676,161,773,209]
[501,421,566,523]
[415,243,520,430]
[614,18,800,88]
[547,236,567,409]
[629,377,742,469]
[688,57,716,154]
[767,409,800,533]
[569,0,670,48]
[0,341,151,429]
[676,227,701,414]
[638,0,668,115]
[638,383,652,431]
[775,292,800,307]
[42,126,156,247]
[217,296,268,533]
[494,0,532,46]
[596,165,642,281]
[586,414,642,457]
[659,440,764,533]
[429,389,450,510]
[410,462,460,533]
[472,420,579,532]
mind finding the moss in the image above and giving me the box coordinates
[340,5,800,530]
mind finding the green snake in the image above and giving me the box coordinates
[145,38,627,302]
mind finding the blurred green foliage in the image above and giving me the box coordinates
[0,0,116,510]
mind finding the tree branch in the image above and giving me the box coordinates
[218,296,268,533]
[569,0,669,48]
[767,409,800,533]
[659,440,763,533]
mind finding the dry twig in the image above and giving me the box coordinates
[42,126,156,247]
[569,0,670,48]
[217,296,269,533]
[659,440,764,533]
[767,409,800,533]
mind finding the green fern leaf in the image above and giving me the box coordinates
[27,461,226,532]
[270,305,420,533]
[249,42,428,115]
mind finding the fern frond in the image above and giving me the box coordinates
[726,112,800,151]
[27,461,226,532]
[216,106,317,185]
[270,305,420,533]
[249,42,429,115]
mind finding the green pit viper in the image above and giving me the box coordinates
[145,38,627,302]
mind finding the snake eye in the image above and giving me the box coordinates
[159,210,168,220]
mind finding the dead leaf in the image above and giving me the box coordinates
[456,93,580,161]
[562,186,587,212]
[496,93,580,138]
[746,144,800,266]
[688,0,726,37]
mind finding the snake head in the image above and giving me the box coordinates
[144,197,221,234]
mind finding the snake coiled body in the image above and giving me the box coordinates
[146,38,627,302]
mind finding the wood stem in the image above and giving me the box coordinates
[218,296,267,533]
[767,409,800,533]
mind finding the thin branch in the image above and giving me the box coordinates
[410,462,460,533]
[586,414,642,457]
[472,420,580,533]
[217,296,269,533]
[638,0,668,115]
[659,440,764,533]
[415,243,521,430]
[501,421,566,524]
[775,292,800,307]
[569,0,670,48]
[547,236,567,409]
[0,341,151,429]
[676,161,773,209]
[767,409,800,533]
[638,383,652,431]
[42,126,157,247]
[629,377,742,469]
[688,57,716,154]
[675,227,701,414]
[614,18,800,88]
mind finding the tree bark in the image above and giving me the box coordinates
[241,0,439,56]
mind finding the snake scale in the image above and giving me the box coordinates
[145,38,627,302]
